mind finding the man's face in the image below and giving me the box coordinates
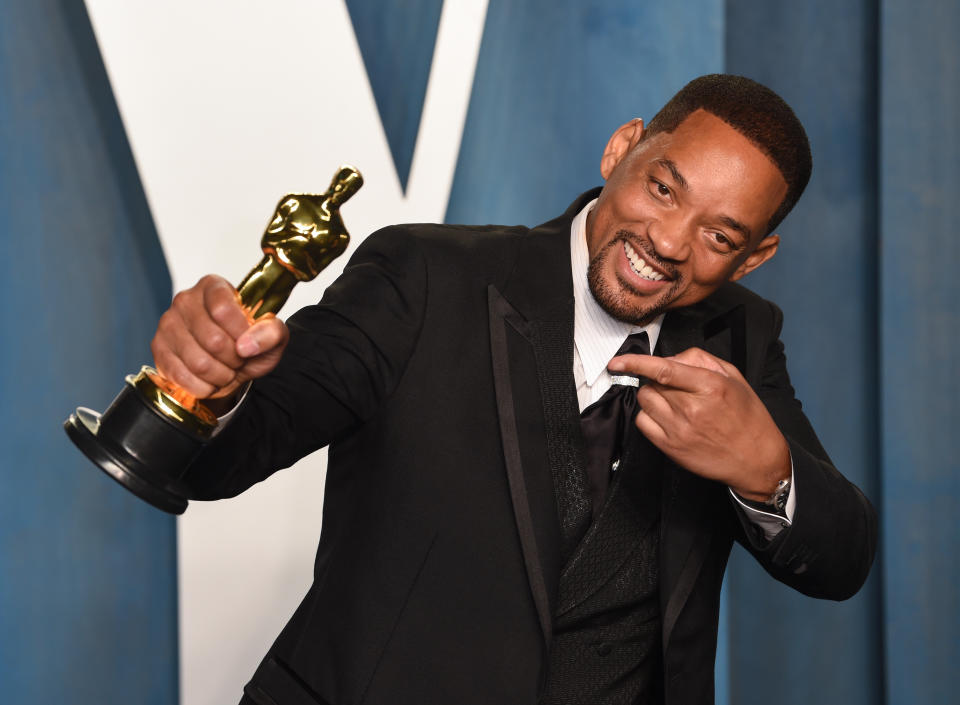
[585,109,789,325]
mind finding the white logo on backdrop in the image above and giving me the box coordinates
[84,1,488,701]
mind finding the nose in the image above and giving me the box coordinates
[648,213,693,262]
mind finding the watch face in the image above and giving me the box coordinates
[772,479,791,512]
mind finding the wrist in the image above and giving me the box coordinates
[734,477,791,512]
[730,435,791,502]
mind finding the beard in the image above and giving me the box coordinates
[586,231,681,325]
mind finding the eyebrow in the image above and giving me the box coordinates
[718,215,752,243]
[655,158,689,190]
[655,158,753,244]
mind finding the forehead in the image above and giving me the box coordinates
[631,110,788,234]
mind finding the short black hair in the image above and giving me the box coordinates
[646,74,812,235]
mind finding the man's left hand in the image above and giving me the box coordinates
[608,347,790,501]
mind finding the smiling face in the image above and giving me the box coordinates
[585,109,789,325]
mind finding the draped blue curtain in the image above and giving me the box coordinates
[722,2,883,703]
[0,1,177,702]
[722,1,958,701]
[878,1,959,701]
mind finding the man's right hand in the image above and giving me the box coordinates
[151,274,290,402]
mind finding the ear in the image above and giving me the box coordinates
[729,234,779,281]
[600,118,645,180]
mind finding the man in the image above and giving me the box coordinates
[155,75,876,704]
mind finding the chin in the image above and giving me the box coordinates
[588,275,670,325]
[587,266,673,327]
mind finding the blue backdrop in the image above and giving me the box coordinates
[723,2,882,702]
[1,0,956,702]
[0,1,177,702]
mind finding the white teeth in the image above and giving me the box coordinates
[623,242,664,281]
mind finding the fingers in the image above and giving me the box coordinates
[634,380,670,419]
[202,276,252,341]
[667,347,741,379]
[622,348,733,451]
[609,347,746,395]
[176,287,245,370]
[666,347,731,376]
[151,342,222,399]
[608,353,716,393]
[634,407,669,447]
[153,307,238,396]
[151,275,288,398]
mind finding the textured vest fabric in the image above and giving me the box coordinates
[541,433,663,705]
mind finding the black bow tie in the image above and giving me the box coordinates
[579,331,650,517]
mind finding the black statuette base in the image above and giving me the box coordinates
[64,381,207,515]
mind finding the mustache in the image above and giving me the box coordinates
[614,229,679,280]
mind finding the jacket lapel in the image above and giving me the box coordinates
[488,286,561,647]
[486,191,599,648]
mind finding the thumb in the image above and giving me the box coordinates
[236,315,288,359]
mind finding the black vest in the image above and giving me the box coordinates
[541,432,663,705]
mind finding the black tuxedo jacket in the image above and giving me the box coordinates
[185,190,877,705]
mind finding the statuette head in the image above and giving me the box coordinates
[262,165,363,280]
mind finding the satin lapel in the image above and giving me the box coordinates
[488,286,560,647]
[656,301,744,649]
[484,190,597,647]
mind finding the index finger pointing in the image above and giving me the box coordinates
[667,346,737,378]
[607,353,718,392]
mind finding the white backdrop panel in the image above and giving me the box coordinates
[82,1,488,702]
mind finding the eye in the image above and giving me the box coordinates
[650,179,671,200]
[706,231,735,251]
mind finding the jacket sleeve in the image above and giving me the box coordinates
[180,226,428,500]
[732,300,878,600]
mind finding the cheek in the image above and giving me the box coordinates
[584,212,611,260]
[688,252,739,289]
[613,192,654,226]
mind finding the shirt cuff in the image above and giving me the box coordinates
[210,382,251,437]
[728,458,796,542]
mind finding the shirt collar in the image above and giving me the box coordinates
[570,198,663,386]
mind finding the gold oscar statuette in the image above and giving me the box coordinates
[64,165,363,514]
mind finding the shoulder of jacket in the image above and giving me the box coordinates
[368,222,530,245]
[714,281,783,317]
[360,222,531,269]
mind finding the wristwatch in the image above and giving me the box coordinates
[767,478,791,513]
